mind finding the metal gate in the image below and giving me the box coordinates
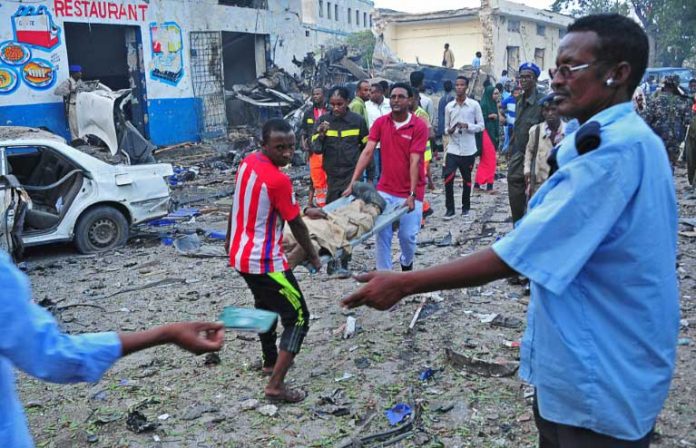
[190,32,227,139]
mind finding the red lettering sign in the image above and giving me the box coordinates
[53,0,147,21]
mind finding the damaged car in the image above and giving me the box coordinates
[0,126,173,255]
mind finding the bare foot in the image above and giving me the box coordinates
[264,386,306,403]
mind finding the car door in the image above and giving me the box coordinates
[0,147,26,257]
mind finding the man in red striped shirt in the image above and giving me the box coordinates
[228,118,321,403]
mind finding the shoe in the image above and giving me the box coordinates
[461,209,470,216]
[444,210,455,220]
[401,263,413,271]
[423,208,434,218]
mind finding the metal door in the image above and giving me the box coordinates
[190,32,227,139]
[125,26,149,137]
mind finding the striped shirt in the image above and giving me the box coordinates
[229,152,300,274]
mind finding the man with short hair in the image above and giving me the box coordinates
[442,43,455,68]
[349,80,371,125]
[472,51,482,70]
[437,80,455,156]
[443,76,484,218]
[343,14,678,448]
[229,118,321,403]
[301,87,328,206]
[366,82,392,183]
[343,83,429,271]
[524,95,566,198]
[500,70,509,86]
[409,71,434,124]
[1,251,224,446]
[507,62,544,223]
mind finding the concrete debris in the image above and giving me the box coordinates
[445,348,519,377]
[257,404,278,417]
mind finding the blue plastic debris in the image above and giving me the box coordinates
[385,403,412,426]
[419,368,435,381]
[169,207,200,219]
[206,230,226,240]
[160,237,174,246]
[148,218,177,227]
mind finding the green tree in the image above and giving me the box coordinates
[551,0,696,67]
[345,31,376,68]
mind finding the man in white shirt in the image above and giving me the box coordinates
[366,82,392,183]
[443,76,484,218]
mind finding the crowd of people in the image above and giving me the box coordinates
[2,12,695,448]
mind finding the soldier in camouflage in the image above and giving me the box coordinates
[643,76,693,166]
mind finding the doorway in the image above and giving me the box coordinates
[63,23,148,137]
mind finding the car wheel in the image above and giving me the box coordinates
[74,206,129,254]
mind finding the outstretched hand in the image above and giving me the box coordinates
[167,322,225,355]
[341,271,409,310]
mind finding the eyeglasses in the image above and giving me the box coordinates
[549,62,594,80]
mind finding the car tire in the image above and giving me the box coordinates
[74,206,129,254]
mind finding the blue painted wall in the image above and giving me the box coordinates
[147,97,202,146]
[0,97,202,146]
[0,102,70,139]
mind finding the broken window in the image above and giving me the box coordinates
[534,48,545,68]
[508,19,520,33]
[327,2,332,19]
[348,7,352,23]
[370,15,373,27]
[363,12,367,27]
[319,0,323,18]
[537,24,546,36]
[356,10,360,26]
[335,4,339,21]
[218,0,268,8]
[506,46,520,74]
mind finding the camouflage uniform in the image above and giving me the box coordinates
[643,91,692,165]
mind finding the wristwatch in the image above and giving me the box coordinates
[409,191,416,198]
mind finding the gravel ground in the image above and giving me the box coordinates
[15,153,696,448]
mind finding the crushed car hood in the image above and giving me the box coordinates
[76,89,131,156]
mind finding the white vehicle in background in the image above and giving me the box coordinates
[0,126,173,256]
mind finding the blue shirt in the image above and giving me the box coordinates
[502,95,517,128]
[492,102,679,441]
[0,253,122,447]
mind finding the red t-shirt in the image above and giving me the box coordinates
[229,152,300,274]
[369,113,429,200]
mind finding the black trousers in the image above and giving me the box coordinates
[239,270,310,367]
[534,396,652,448]
[326,173,352,204]
[443,153,476,213]
[507,151,527,223]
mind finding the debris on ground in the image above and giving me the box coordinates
[445,348,519,378]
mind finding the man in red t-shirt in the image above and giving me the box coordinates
[344,82,429,271]
[227,119,321,403]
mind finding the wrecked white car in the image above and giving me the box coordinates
[0,126,173,255]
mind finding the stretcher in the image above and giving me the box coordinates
[310,195,409,274]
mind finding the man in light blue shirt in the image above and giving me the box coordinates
[0,252,225,447]
[342,14,678,447]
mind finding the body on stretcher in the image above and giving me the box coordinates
[304,195,409,274]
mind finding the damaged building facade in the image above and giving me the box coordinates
[376,0,572,79]
[0,0,373,146]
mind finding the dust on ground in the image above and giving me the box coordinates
[16,145,696,448]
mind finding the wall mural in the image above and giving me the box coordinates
[0,66,20,95]
[12,5,61,50]
[2,5,62,93]
[149,22,183,86]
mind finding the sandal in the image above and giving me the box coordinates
[264,387,306,404]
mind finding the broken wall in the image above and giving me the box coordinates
[0,0,327,145]
[382,17,483,67]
